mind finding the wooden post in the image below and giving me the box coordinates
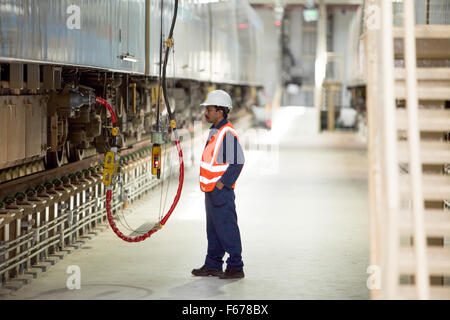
[364,0,383,299]
[380,0,400,299]
[403,0,430,299]
[327,86,335,131]
[314,0,327,133]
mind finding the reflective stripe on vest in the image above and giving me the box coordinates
[199,123,238,192]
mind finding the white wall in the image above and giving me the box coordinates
[332,8,359,109]
[253,8,282,101]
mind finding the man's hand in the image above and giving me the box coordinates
[216,181,225,190]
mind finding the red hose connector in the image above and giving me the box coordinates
[105,140,184,242]
[96,97,118,124]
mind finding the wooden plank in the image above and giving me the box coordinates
[399,247,450,274]
[397,109,450,132]
[398,140,450,164]
[400,174,450,201]
[394,39,450,59]
[395,68,450,80]
[398,286,450,299]
[395,80,450,100]
[394,25,450,39]
[400,209,450,237]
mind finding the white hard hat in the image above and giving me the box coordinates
[200,90,233,109]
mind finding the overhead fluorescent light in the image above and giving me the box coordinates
[303,8,318,22]
[120,53,138,63]
[196,0,221,3]
[274,4,284,21]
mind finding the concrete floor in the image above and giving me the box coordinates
[3,108,370,300]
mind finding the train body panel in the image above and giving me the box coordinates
[0,0,146,73]
[0,0,264,85]
[172,0,211,82]
[210,1,238,84]
[149,0,174,77]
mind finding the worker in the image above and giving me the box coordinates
[191,89,245,279]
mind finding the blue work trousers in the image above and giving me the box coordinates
[204,186,244,271]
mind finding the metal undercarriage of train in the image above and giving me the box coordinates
[0,0,263,282]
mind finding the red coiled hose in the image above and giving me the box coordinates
[105,141,184,242]
[101,0,183,242]
[97,93,184,242]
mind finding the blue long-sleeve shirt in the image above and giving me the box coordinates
[206,119,245,189]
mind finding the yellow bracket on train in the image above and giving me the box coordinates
[102,149,120,187]
[102,127,120,187]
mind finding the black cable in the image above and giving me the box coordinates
[156,0,164,129]
[161,0,178,122]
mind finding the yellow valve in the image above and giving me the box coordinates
[170,119,177,129]
[112,127,119,136]
[152,145,162,178]
[166,37,173,48]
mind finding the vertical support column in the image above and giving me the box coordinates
[0,224,5,286]
[32,209,42,265]
[403,0,429,299]
[81,190,86,235]
[88,186,93,232]
[24,213,32,271]
[314,0,327,133]
[3,224,9,282]
[100,182,105,222]
[69,195,75,244]
[380,0,400,299]
[43,206,49,259]
[94,183,99,226]
[40,207,47,261]
[14,218,20,276]
[327,86,335,131]
[364,0,383,299]
[60,201,66,251]
[46,200,56,256]
[75,192,80,241]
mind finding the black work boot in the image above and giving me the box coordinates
[191,266,223,277]
[219,268,245,279]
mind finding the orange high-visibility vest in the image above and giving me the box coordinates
[200,122,239,192]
